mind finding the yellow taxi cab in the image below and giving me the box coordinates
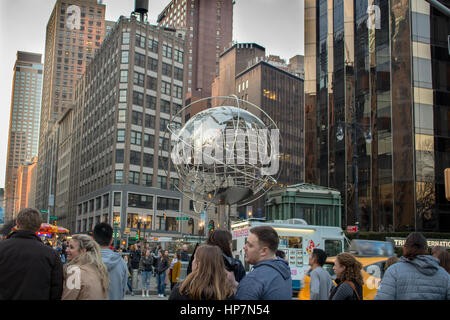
[298,240,395,300]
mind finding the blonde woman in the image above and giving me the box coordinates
[62,234,109,300]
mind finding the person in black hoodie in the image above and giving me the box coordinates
[169,245,235,300]
[0,208,64,300]
[329,252,363,300]
[207,229,246,282]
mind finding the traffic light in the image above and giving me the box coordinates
[53,220,57,226]
[445,168,450,201]
[163,212,167,220]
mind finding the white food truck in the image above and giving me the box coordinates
[231,218,345,292]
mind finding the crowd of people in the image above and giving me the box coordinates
[0,207,449,300]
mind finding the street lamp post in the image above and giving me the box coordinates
[113,222,119,249]
[198,220,204,243]
[336,120,372,239]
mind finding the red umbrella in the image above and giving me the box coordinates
[11,223,58,233]
[55,226,69,234]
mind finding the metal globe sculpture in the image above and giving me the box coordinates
[165,96,281,211]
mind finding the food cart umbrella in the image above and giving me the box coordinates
[55,226,69,234]
[11,223,58,233]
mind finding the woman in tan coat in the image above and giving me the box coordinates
[62,234,109,300]
[169,251,182,290]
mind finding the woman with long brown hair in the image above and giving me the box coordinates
[169,245,235,300]
[207,229,246,282]
[329,252,364,300]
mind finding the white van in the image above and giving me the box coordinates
[231,218,345,292]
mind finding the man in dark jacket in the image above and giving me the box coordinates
[0,208,64,300]
[236,226,292,300]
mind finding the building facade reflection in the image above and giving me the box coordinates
[304,0,450,232]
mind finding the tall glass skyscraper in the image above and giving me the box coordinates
[5,52,43,219]
[304,0,450,232]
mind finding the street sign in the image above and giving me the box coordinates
[50,216,58,220]
[347,225,358,233]
[176,217,190,221]
[40,209,48,214]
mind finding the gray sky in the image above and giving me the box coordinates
[0,0,304,188]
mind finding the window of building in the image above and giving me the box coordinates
[170,178,179,191]
[119,89,127,102]
[146,76,157,91]
[157,176,167,189]
[130,131,142,145]
[162,44,172,58]
[156,215,166,230]
[148,38,159,53]
[135,33,146,48]
[147,57,158,72]
[159,137,169,151]
[174,66,183,81]
[161,81,171,95]
[160,99,171,114]
[144,134,155,148]
[143,153,153,167]
[160,118,169,132]
[134,52,146,68]
[146,95,156,110]
[127,213,139,229]
[173,85,183,99]
[128,193,153,209]
[128,171,140,185]
[162,62,172,77]
[115,149,124,163]
[117,129,125,142]
[122,32,130,44]
[143,173,153,186]
[133,72,145,87]
[114,192,121,206]
[115,170,123,183]
[131,110,143,125]
[118,109,126,122]
[130,150,141,165]
[120,70,128,82]
[157,197,180,211]
[145,114,155,129]
[121,51,129,63]
[174,49,183,63]
[103,194,109,209]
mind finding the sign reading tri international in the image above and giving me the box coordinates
[387,237,450,250]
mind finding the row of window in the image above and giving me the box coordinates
[114,170,179,189]
[122,32,184,63]
[77,192,181,216]
[75,213,177,234]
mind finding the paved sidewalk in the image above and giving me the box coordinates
[124,293,168,300]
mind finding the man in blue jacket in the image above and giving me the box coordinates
[375,232,450,300]
[93,223,128,300]
[236,225,292,300]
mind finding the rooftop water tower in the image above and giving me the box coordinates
[133,0,149,22]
